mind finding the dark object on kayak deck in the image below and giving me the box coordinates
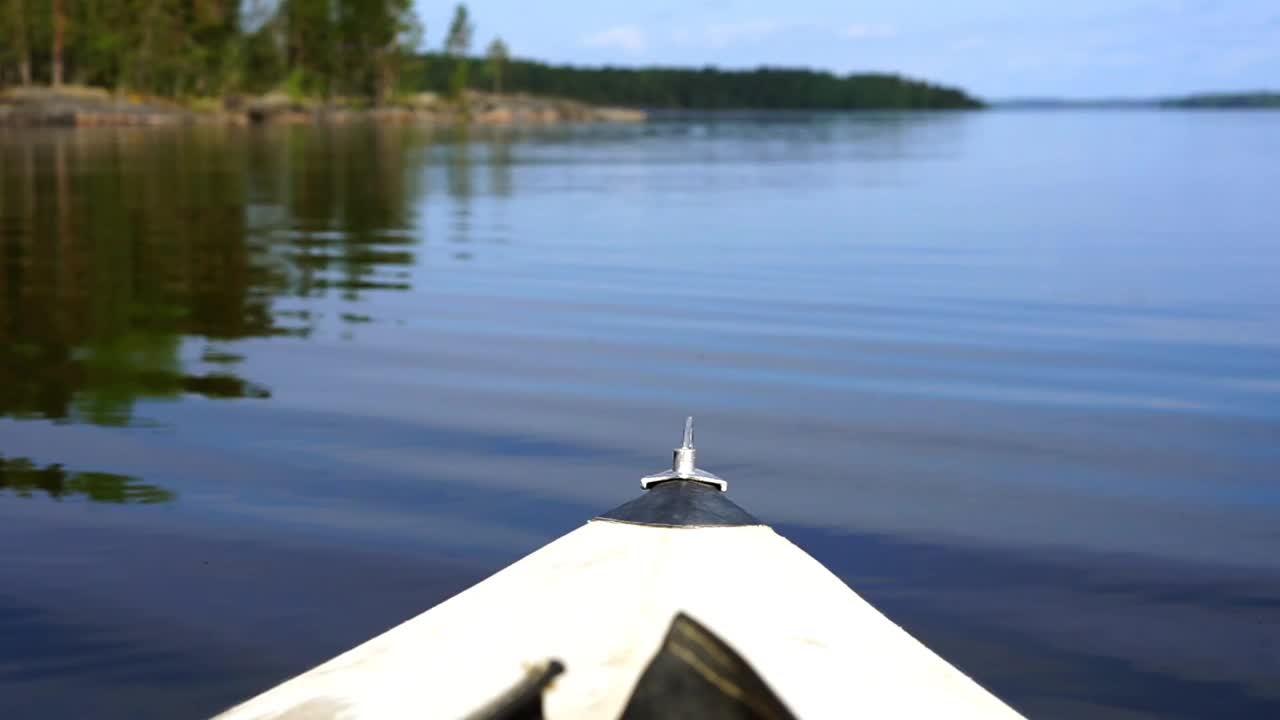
[621,613,798,720]
[468,660,565,720]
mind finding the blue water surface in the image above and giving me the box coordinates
[1,110,1278,718]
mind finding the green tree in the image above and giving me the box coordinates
[128,0,189,94]
[283,0,335,96]
[51,0,66,86]
[189,0,244,95]
[70,1,127,88]
[486,36,508,94]
[334,0,417,104]
[4,0,33,86]
[444,3,472,100]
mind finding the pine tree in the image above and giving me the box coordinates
[444,4,472,100]
[486,37,508,94]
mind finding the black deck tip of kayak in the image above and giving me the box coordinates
[595,480,763,528]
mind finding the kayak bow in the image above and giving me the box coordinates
[216,418,1024,719]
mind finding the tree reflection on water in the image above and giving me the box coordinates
[0,124,465,427]
[0,455,174,504]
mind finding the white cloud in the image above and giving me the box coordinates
[704,19,786,48]
[842,23,896,40]
[581,26,648,54]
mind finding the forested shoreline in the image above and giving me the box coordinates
[415,56,983,110]
[1,2,984,114]
[1,0,425,102]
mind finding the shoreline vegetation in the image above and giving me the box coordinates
[0,85,646,127]
[1,1,982,128]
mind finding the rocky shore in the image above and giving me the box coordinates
[0,86,646,128]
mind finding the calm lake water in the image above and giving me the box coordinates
[1,111,1278,719]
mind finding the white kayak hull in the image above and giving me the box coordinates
[216,421,1025,719]
[216,518,1022,718]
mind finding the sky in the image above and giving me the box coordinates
[412,0,1280,99]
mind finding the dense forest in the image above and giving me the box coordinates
[0,1,981,110]
[417,56,983,110]
[0,0,422,101]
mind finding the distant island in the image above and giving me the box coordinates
[1161,92,1280,109]
[1,2,981,127]
[995,92,1280,110]
[992,98,1155,109]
